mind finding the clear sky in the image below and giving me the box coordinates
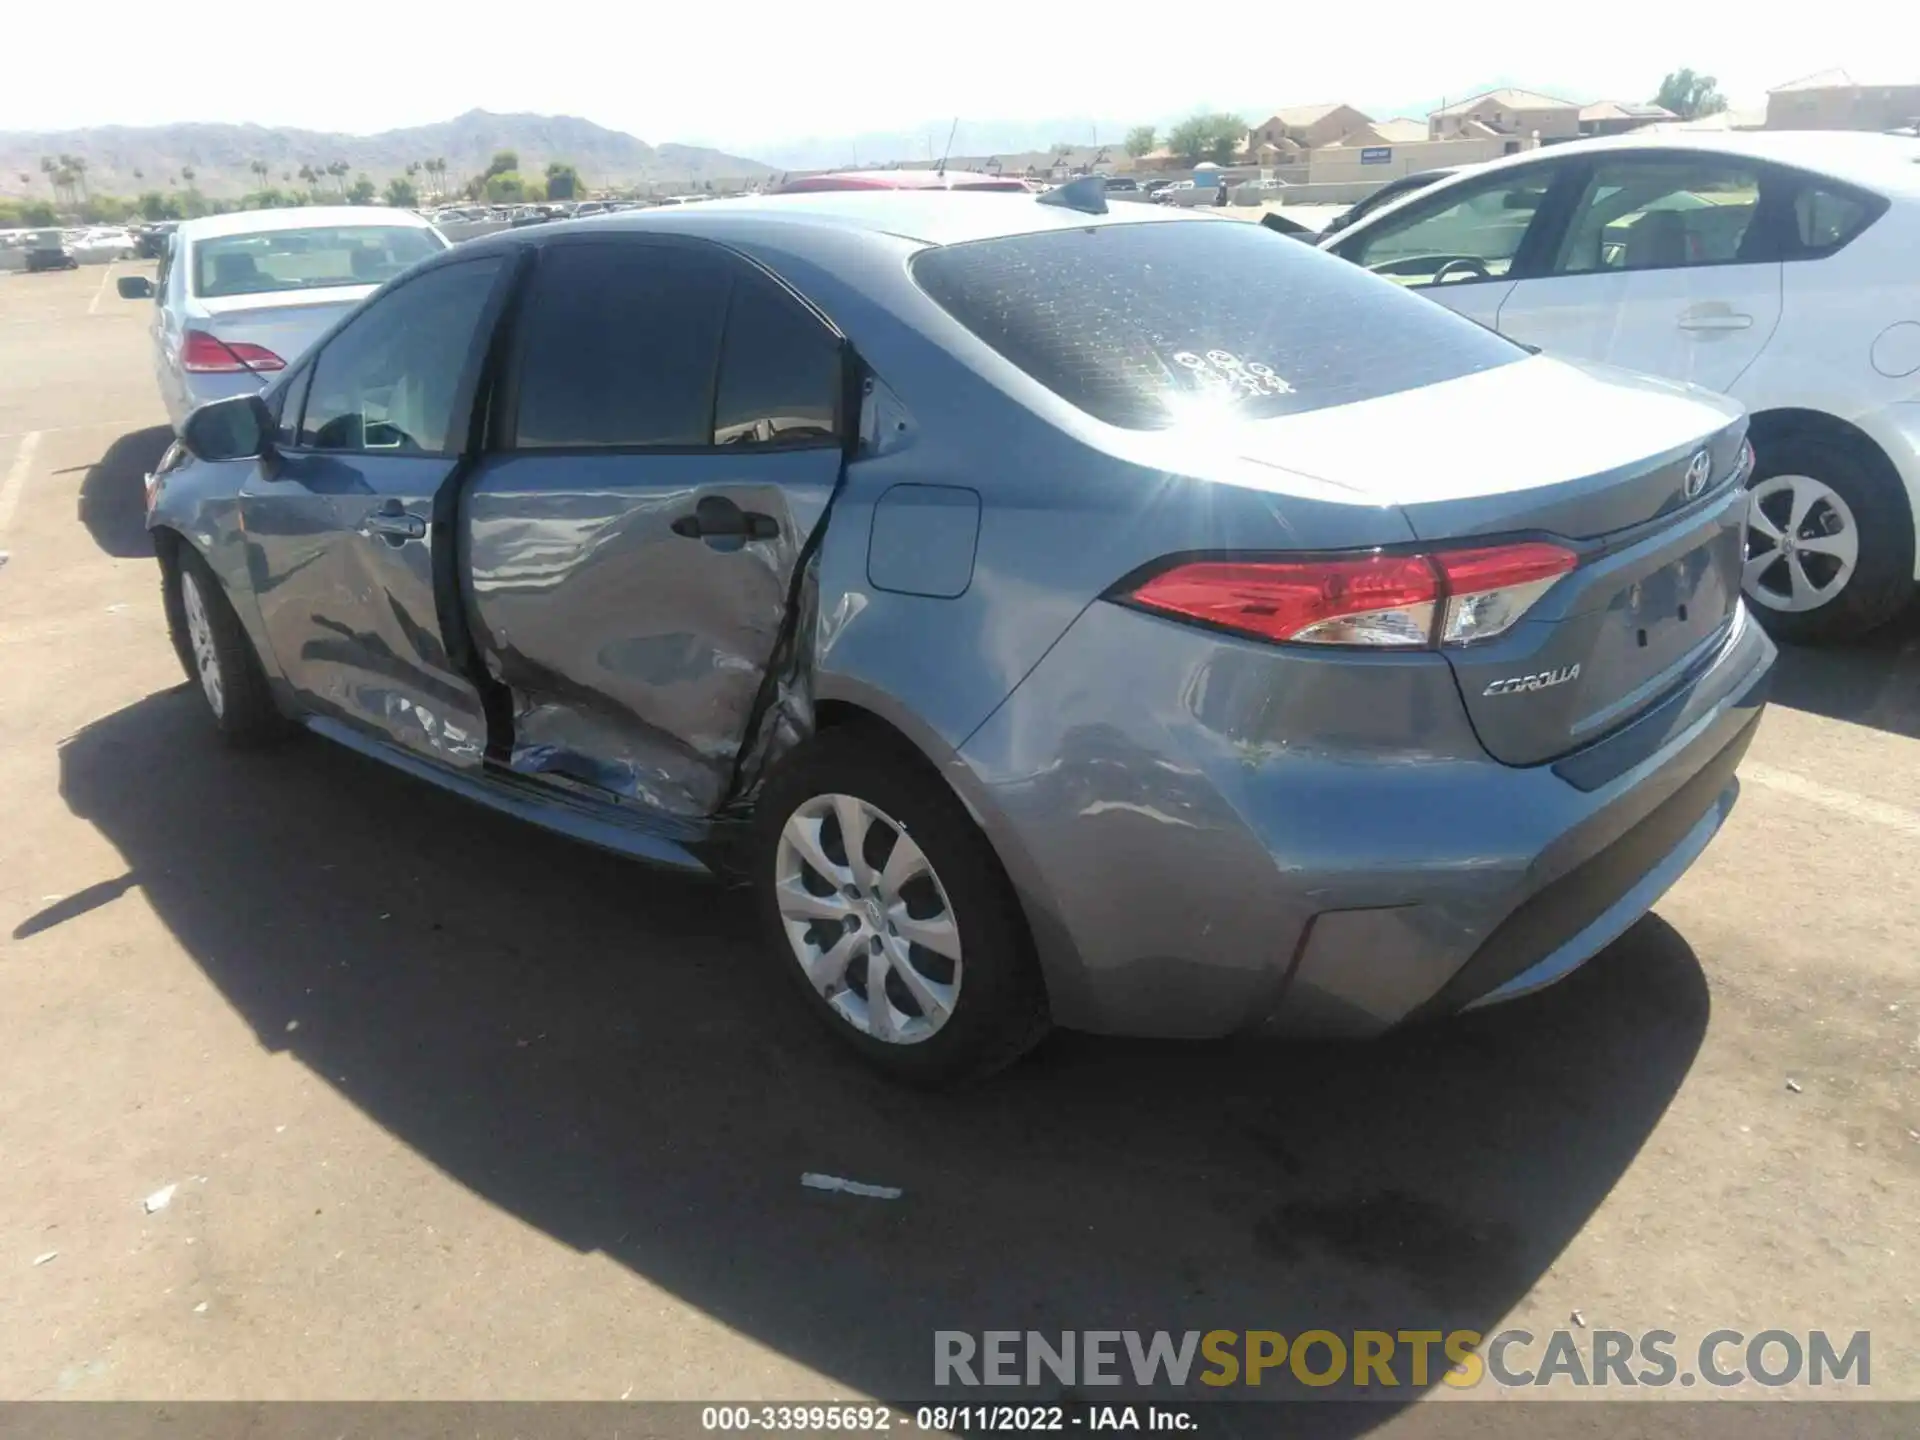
[2,0,1894,149]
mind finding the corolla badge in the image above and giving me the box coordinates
[1683,450,1713,500]
[1483,664,1580,697]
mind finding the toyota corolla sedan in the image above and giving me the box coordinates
[144,183,1774,1084]
[118,206,448,429]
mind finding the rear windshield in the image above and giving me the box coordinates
[910,218,1524,429]
[192,225,446,298]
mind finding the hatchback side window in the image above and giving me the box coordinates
[512,242,730,449]
[299,257,503,454]
[1550,158,1763,275]
[1789,182,1886,258]
[713,266,844,447]
[1338,171,1554,287]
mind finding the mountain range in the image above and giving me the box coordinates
[0,110,773,199]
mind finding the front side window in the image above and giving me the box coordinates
[913,219,1524,431]
[513,243,730,449]
[1338,169,1555,286]
[192,225,446,299]
[299,257,503,454]
[1551,158,1763,274]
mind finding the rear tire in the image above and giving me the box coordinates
[751,727,1049,1086]
[165,547,286,747]
[1742,433,1914,645]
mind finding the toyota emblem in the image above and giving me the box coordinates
[1683,450,1713,500]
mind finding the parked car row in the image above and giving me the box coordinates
[137,173,1777,1084]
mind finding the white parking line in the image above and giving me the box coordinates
[87,261,121,315]
[1744,762,1920,839]
[0,430,42,537]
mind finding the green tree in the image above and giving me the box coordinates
[138,190,177,220]
[347,174,377,204]
[483,170,527,202]
[326,160,349,195]
[298,164,318,187]
[543,160,581,199]
[385,176,419,208]
[1124,125,1157,158]
[1654,68,1728,120]
[485,150,519,179]
[1166,112,1247,165]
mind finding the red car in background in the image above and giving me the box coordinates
[772,170,1036,194]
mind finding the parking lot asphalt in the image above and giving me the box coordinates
[0,262,1915,1417]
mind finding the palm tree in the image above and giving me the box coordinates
[326,160,349,195]
[298,164,317,189]
[181,166,196,188]
[250,160,270,188]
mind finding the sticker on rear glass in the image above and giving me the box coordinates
[1172,349,1294,399]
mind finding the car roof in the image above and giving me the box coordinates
[1418,130,1920,197]
[175,206,440,241]
[488,189,1208,250]
[775,169,1028,193]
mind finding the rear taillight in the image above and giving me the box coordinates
[181,329,286,374]
[1126,542,1579,650]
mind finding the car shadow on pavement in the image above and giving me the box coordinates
[76,423,172,559]
[1766,599,1920,741]
[51,688,1712,1425]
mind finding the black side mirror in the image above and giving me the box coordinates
[180,393,274,463]
[117,274,155,299]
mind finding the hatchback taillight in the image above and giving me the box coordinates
[181,329,286,374]
[1126,542,1579,649]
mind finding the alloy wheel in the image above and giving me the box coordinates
[180,570,226,718]
[1744,474,1860,614]
[773,793,962,1044]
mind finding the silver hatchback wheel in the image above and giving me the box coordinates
[1744,474,1860,614]
[180,569,226,718]
[773,792,963,1045]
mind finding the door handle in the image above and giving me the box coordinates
[671,495,780,546]
[362,511,426,543]
[1677,309,1753,332]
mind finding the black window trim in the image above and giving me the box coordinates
[495,231,851,459]
[283,251,516,460]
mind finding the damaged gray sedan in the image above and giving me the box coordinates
[147,184,1774,1084]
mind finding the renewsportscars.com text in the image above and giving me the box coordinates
[934,1329,1870,1391]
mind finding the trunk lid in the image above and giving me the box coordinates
[198,284,374,369]
[1228,356,1750,766]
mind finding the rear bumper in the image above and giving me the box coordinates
[165,372,263,433]
[957,597,1774,1040]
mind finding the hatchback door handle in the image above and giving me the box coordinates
[362,511,426,542]
[671,495,779,546]
[1677,308,1753,332]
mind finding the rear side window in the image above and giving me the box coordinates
[713,268,843,446]
[911,219,1524,431]
[514,243,729,448]
[1789,182,1887,258]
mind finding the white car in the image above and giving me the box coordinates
[117,206,449,430]
[1323,131,1920,642]
[71,226,138,261]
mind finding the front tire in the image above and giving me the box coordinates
[751,728,1049,1086]
[1742,433,1914,644]
[165,547,285,746]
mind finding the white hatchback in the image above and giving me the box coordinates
[1324,130,1920,642]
